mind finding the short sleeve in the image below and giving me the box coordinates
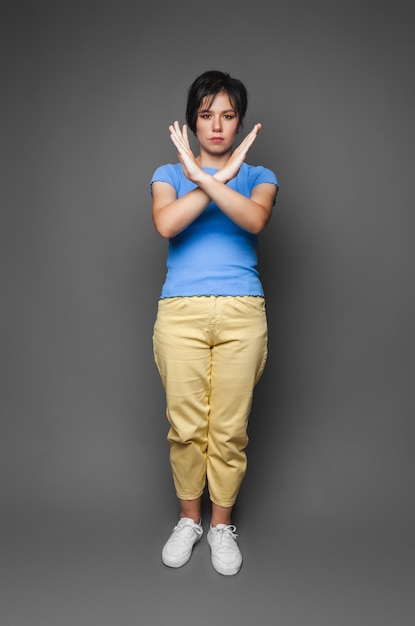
[150,163,180,197]
[250,165,279,191]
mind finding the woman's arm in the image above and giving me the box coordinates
[152,122,276,238]
[195,175,276,234]
[203,123,276,233]
[152,175,275,238]
[152,182,211,239]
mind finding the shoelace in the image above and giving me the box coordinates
[213,525,238,546]
[171,521,203,543]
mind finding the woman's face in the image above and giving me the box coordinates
[195,91,239,158]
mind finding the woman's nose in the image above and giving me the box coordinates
[212,116,222,131]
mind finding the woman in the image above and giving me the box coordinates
[150,70,279,575]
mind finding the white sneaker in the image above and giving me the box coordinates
[207,524,242,576]
[162,518,203,568]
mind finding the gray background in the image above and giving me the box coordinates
[2,0,414,624]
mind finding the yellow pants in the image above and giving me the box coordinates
[153,295,268,508]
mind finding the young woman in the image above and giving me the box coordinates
[150,70,279,575]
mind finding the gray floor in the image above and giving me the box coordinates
[2,502,414,626]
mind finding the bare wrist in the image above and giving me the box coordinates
[213,172,229,184]
[192,169,211,187]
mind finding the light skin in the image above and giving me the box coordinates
[152,91,276,239]
[152,91,276,526]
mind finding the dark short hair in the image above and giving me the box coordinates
[185,70,248,134]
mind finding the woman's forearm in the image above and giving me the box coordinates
[199,172,271,234]
[153,186,211,238]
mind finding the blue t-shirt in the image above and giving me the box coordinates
[150,162,279,298]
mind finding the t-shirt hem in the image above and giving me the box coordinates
[159,292,265,299]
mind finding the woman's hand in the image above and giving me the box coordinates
[155,121,272,237]
[169,121,203,183]
[215,123,262,184]
[169,121,262,185]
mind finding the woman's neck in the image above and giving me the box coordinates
[196,151,232,170]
